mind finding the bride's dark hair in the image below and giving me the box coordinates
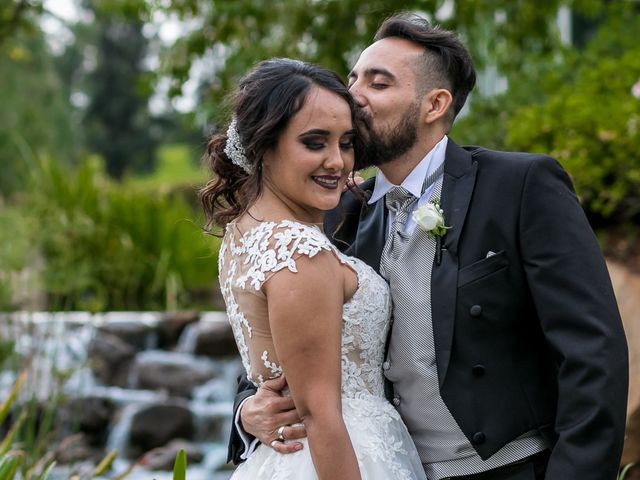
[200,58,363,233]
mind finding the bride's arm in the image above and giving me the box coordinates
[263,251,360,480]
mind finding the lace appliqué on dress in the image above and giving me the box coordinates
[221,220,424,479]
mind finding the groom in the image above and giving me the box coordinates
[229,13,628,480]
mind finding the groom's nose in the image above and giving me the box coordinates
[348,82,366,108]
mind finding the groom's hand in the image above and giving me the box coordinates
[240,374,307,454]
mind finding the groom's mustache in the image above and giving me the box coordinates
[355,107,373,134]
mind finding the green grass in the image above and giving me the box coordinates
[129,144,207,189]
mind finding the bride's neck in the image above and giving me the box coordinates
[247,185,323,225]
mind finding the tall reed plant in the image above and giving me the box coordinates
[26,157,218,311]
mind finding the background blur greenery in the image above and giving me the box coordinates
[0,0,638,311]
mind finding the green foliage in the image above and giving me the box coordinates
[130,144,206,188]
[0,370,56,480]
[26,157,218,311]
[0,205,38,311]
[83,8,157,179]
[0,26,76,196]
[146,0,592,123]
[505,10,640,221]
[0,1,43,50]
[173,448,187,480]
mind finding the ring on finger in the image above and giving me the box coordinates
[270,440,282,448]
[277,425,286,441]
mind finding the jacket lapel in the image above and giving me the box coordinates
[352,189,386,274]
[431,140,477,387]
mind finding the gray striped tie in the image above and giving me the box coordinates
[380,187,416,280]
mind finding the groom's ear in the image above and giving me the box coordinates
[422,88,453,125]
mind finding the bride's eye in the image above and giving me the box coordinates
[302,136,326,150]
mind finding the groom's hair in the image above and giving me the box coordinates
[374,13,476,124]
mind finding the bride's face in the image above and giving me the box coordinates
[262,86,356,222]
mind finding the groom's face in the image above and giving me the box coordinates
[348,37,425,166]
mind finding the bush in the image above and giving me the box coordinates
[26,157,218,311]
[505,13,640,221]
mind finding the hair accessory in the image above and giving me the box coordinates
[224,118,252,174]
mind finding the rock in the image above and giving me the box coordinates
[97,319,157,350]
[129,402,194,455]
[130,350,217,397]
[55,433,104,464]
[60,397,116,446]
[607,260,640,467]
[141,439,204,471]
[193,320,238,358]
[88,331,136,387]
[157,311,200,349]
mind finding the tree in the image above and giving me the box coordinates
[142,0,605,123]
[82,9,157,179]
[506,7,640,223]
[0,21,76,196]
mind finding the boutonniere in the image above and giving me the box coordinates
[412,199,450,239]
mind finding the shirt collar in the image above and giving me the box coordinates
[368,135,448,204]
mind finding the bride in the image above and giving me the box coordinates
[200,57,426,479]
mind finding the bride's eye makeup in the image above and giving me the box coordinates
[340,132,356,150]
[299,130,329,150]
[301,137,326,150]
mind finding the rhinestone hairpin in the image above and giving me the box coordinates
[224,118,252,174]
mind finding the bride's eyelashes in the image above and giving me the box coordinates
[299,134,355,151]
[301,137,326,150]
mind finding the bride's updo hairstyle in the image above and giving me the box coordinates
[200,58,361,232]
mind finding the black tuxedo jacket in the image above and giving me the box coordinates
[229,141,628,479]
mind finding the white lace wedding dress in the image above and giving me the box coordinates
[219,219,427,479]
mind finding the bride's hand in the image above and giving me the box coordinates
[240,375,307,454]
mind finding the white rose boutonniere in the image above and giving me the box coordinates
[412,199,450,239]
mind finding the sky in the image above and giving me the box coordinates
[41,0,199,113]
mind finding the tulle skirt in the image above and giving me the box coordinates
[230,395,427,479]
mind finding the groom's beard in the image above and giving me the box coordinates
[356,102,420,168]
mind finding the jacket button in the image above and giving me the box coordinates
[383,361,390,371]
[471,432,486,444]
[392,396,401,406]
[470,305,482,317]
[472,364,486,377]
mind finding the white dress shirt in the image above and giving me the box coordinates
[369,135,448,235]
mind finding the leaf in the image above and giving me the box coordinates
[618,463,636,480]
[172,448,187,480]
[0,452,23,479]
[36,460,57,480]
[0,369,28,425]
[93,449,118,476]
[0,410,27,455]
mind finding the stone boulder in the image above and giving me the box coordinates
[157,311,200,349]
[55,433,105,465]
[192,319,238,358]
[97,319,157,350]
[129,402,194,455]
[140,438,204,471]
[88,331,136,387]
[130,350,217,397]
[59,396,116,446]
[607,260,640,467]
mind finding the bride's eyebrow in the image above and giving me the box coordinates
[299,128,356,138]
[298,129,330,137]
